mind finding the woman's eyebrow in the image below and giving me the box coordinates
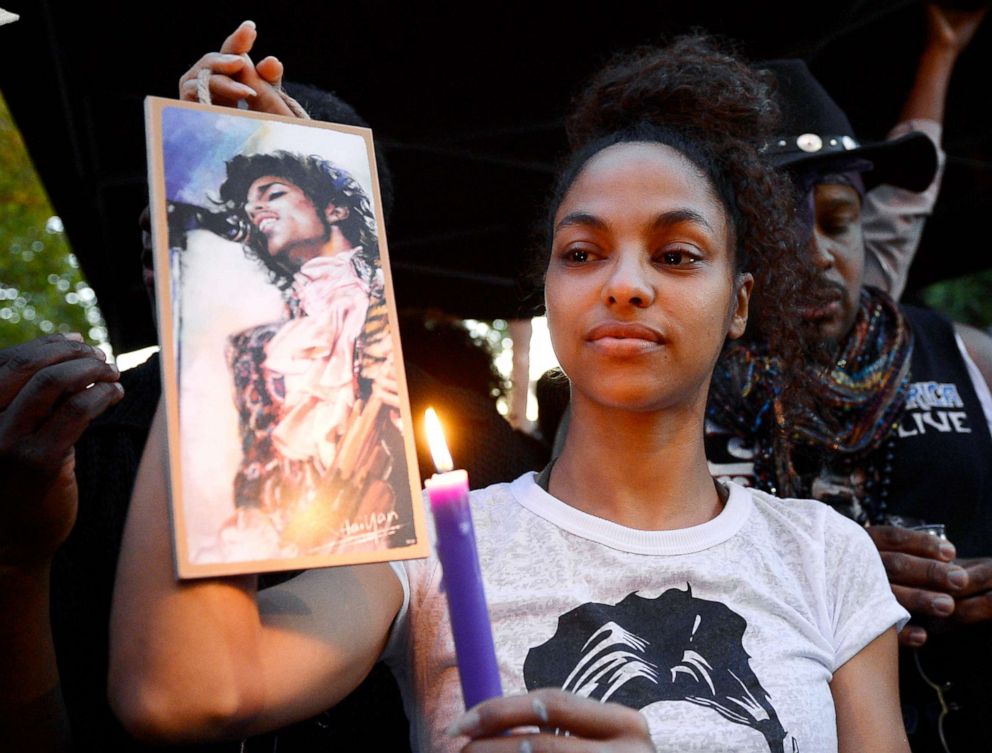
[555,208,716,234]
[555,211,608,233]
[653,209,714,232]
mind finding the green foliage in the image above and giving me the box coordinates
[0,90,108,350]
[464,317,512,398]
[920,269,992,330]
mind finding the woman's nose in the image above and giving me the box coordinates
[604,253,654,308]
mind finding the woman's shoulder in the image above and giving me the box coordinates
[739,483,872,548]
[465,473,553,534]
[468,474,531,512]
[740,485,901,632]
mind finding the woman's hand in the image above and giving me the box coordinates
[448,689,654,752]
[178,20,293,116]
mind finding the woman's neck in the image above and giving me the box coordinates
[549,394,723,531]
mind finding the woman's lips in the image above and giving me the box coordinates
[586,322,666,355]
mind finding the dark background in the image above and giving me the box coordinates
[1,0,989,353]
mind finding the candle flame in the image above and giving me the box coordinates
[424,407,454,473]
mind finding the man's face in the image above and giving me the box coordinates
[804,182,865,344]
[245,176,329,263]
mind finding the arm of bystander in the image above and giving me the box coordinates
[0,334,122,751]
[862,3,987,298]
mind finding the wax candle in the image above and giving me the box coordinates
[423,408,503,709]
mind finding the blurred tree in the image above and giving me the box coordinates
[921,270,992,330]
[0,90,108,350]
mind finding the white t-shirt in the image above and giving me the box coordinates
[384,474,907,753]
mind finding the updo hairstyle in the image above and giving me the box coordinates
[545,34,823,424]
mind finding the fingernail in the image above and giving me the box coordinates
[531,697,549,724]
[939,541,956,559]
[108,362,119,376]
[113,382,125,394]
[445,708,480,737]
[933,594,955,616]
[519,740,534,753]
[947,567,968,589]
[65,332,84,342]
[220,53,242,62]
[242,19,256,29]
[905,628,927,647]
[240,84,259,97]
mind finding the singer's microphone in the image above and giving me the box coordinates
[166,202,250,247]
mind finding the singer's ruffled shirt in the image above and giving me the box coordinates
[227,249,370,509]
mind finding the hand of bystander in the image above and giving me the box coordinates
[866,525,970,646]
[948,557,992,625]
[0,334,122,566]
[0,333,122,751]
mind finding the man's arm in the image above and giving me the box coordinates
[955,321,992,397]
[863,4,987,298]
[941,322,992,626]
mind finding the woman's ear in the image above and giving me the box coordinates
[324,204,350,224]
[728,272,753,340]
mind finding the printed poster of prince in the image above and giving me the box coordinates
[146,97,427,578]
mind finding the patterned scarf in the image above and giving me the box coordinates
[709,287,912,497]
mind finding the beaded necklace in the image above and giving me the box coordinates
[709,287,912,520]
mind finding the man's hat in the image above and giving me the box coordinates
[760,59,938,192]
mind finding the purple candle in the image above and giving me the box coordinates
[423,408,503,709]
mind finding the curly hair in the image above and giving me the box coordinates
[216,151,380,289]
[543,34,823,428]
[281,81,395,221]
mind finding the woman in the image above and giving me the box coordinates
[110,33,909,752]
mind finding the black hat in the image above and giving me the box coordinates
[760,59,938,192]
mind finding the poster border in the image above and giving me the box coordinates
[145,96,429,579]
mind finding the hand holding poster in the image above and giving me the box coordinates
[145,97,426,577]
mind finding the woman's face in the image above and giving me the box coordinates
[245,176,330,262]
[545,142,751,414]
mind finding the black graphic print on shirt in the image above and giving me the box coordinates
[523,586,797,753]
